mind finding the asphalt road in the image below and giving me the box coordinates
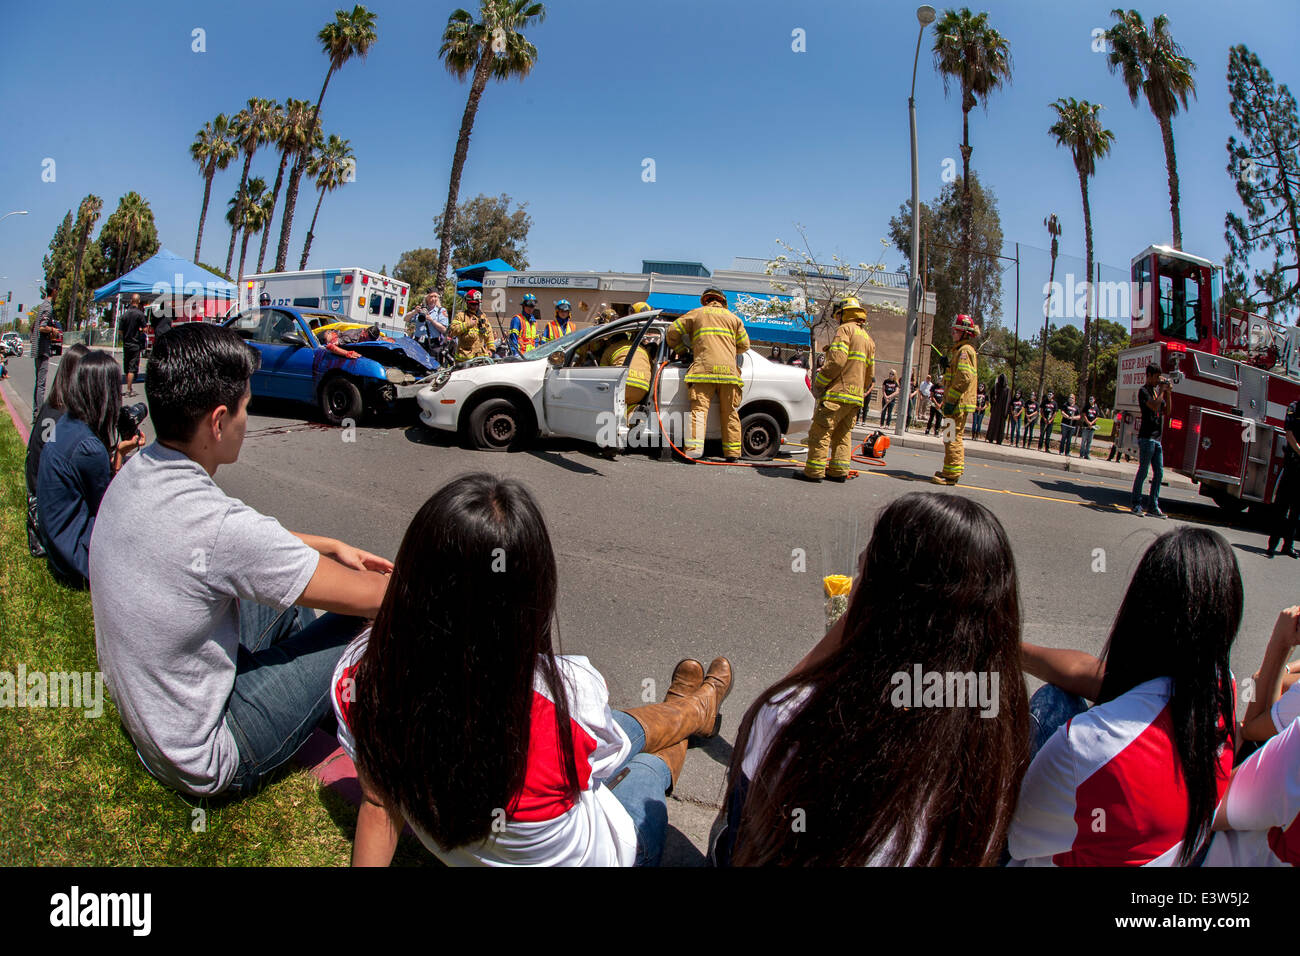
[7,353,1297,863]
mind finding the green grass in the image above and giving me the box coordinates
[0,415,426,865]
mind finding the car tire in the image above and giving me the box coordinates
[468,397,526,451]
[320,376,364,426]
[741,411,782,460]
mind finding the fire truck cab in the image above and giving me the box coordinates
[1114,244,1300,513]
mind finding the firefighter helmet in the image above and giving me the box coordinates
[700,288,727,307]
[952,313,979,337]
[465,289,482,304]
[631,301,651,313]
[833,296,868,323]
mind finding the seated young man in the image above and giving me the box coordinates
[89,323,392,798]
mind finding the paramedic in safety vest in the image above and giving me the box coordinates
[449,289,495,362]
[542,299,577,342]
[665,288,750,461]
[509,294,540,355]
[932,313,979,486]
[795,296,875,483]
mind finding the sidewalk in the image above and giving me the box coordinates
[852,421,1197,490]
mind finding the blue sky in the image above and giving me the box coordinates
[2,0,1297,329]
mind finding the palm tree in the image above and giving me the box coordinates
[225,98,278,276]
[435,0,547,284]
[190,114,237,264]
[1039,213,1061,398]
[932,7,1012,312]
[276,4,377,272]
[228,177,272,285]
[1105,9,1196,250]
[67,195,104,330]
[300,135,355,269]
[113,191,151,275]
[1049,98,1116,409]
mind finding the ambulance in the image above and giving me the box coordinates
[238,268,411,335]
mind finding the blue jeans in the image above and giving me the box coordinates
[1131,438,1164,510]
[1038,422,1054,450]
[971,411,985,438]
[1022,420,1036,448]
[1079,426,1095,458]
[1029,684,1090,760]
[223,599,366,798]
[609,710,673,866]
[1059,425,1075,454]
[1008,417,1021,445]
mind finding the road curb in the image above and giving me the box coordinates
[857,426,1198,490]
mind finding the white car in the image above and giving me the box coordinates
[416,311,815,458]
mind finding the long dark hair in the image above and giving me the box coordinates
[63,349,121,452]
[1097,527,1240,865]
[725,493,1030,866]
[47,342,88,410]
[350,474,581,849]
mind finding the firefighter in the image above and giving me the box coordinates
[1267,399,1300,557]
[448,289,495,362]
[796,296,875,483]
[599,328,654,408]
[542,299,577,342]
[630,301,652,314]
[665,288,750,461]
[508,294,540,355]
[931,313,979,485]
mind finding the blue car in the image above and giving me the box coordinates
[222,306,438,424]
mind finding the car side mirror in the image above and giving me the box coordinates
[280,332,306,346]
[549,351,566,368]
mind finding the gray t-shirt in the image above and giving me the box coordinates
[89,443,319,795]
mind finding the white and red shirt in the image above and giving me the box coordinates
[1009,677,1233,866]
[332,632,637,866]
[1204,713,1300,867]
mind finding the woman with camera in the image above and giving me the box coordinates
[35,349,145,589]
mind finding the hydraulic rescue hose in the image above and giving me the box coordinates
[647,360,888,472]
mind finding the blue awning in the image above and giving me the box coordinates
[456,279,483,291]
[454,258,514,280]
[646,290,813,346]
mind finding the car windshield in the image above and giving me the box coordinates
[525,326,593,360]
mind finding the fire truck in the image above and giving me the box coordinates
[1113,244,1300,513]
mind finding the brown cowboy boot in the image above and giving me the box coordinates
[623,657,732,754]
[649,738,688,794]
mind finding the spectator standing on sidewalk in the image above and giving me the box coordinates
[907,373,919,425]
[1107,409,1126,461]
[971,383,988,439]
[150,298,173,343]
[1008,391,1024,447]
[1022,394,1039,449]
[1131,364,1172,517]
[1265,400,1300,558]
[1037,391,1057,452]
[924,379,945,436]
[32,280,62,419]
[1058,393,1079,456]
[1079,398,1099,460]
[879,370,899,426]
[119,295,146,398]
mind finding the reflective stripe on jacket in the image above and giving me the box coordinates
[600,339,652,391]
[510,315,538,352]
[944,342,978,414]
[665,305,750,386]
[814,320,875,407]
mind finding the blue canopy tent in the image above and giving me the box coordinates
[645,290,813,347]
[454,258,513,292]
[93,248,236,303]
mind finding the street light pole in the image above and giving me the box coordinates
[0,210,29,224]
[897,5,936,438]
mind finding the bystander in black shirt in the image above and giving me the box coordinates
[1284,401,1300,467]
[120,307,145,349]
[1137,384,1163,440]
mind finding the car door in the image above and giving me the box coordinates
[253,309,316,403]
[543,319,655,448]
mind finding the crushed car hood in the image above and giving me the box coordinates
[349,335,439,373]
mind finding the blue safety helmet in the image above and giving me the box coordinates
[522,294,538,306]
[556,299,571,311]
